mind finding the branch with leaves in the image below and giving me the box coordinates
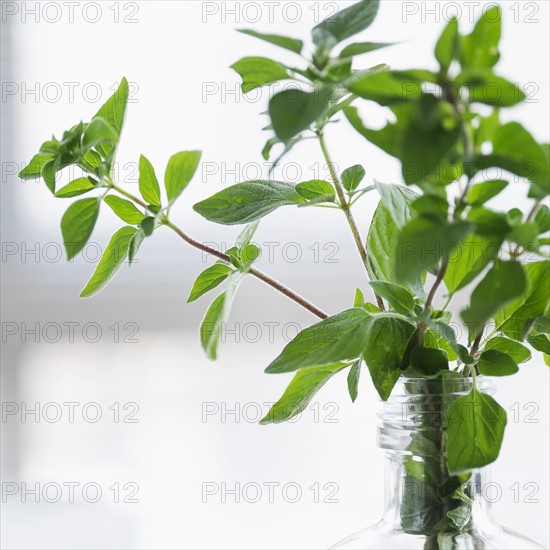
[20,0,549,544]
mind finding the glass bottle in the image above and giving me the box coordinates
[332,376,544,549]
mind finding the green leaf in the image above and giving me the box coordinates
[188,263,234,303]
[346,105,399,155]
[475,110,500,146]
[61,198,100,260]
[39,137,59,155]
[528,333,550,355]
[194,180,304,225]
[225,247,242,270]
[461,260,527,341]
[346,71,423,106]
[81,150,103,173]
[104,195,146,225]
[347,360,361,402]
[366,201,424,299]
[429,322,459,359]
[508,222,539,249]
[435,17,458,73]
[484,336,531,363]
[240,244,261,270]
[140,216,155,237]
[93,77,128,161]
[295,180,335,201]
[396,69,440,84]
[410,347,449,376]
[265,308,372,373]
[354,288,366,308]
[467,207,510,237]
[269,87,333,141]
[477,349,519,376]
[367,202,399,282]
[460,6,501,69]
[535,205,550,234]
[455,344,475,365]
[340,41,394,58]
[200,276,242,360]
[341,165,365,193]
[494,261,550,340]
[57,121,84,162]
[466,180,508,206]
[41,160,57,193]
[507,208,524,225]
[369,281,414,314]
[457,71,525,107]
[200,293,226,360]
[446,386,506,473]
[128,230,144,264]
[80,227,137,297]
[444,233,503,293]
[395,217,471,283]
[19,153,51,179]
[139,155,161,207]
[474,123,549,199]
[411,195,449,221]
[533,311,550,333]
[82,117,118,149]
[363,316,415,400]
[262,136,280,160]
[237,29,303,54]
[260,364,348,424]
[377,182,419,230]
[400,97,461,185]
[312,0,380,49]
[349,97,461,185]
[164,151,202,204]
[231,57,289,93]
[55,177,96,198]
[447,505,471,531]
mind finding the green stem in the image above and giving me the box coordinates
[418,258,449,346]
[470,329,484,358]
[108,184,328,320]
[511,198,542,258]
[317,130,385,310]
[441,293,453,313]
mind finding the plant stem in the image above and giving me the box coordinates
[417,258,449,346]
[440,293,453,313]
[317,130,385,310]
[470,329,484,358]
[511,198,542,258]
[426,258,449,310]
[108,184,328,320]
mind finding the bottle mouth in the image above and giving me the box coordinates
[387,374,495,397]
[377,375,495,454]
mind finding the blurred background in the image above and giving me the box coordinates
[1,1,549,548]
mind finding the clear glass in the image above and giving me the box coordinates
[332,376,544,550]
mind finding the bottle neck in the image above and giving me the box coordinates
[377,376,496,536]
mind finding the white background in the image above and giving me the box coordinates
[1,1,549,548]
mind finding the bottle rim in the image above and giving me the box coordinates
[376,375,496,454]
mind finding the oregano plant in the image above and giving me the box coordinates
[19,0,548,545]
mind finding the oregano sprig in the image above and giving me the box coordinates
[19,3,550,540]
